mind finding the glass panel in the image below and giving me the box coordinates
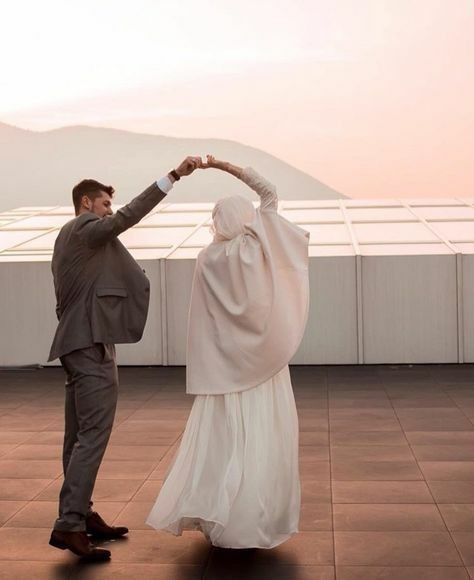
[360,243,453,256]
[167,247,203,259]
[163,202,215,212]
[14,206,57,211]
[3,215,72,229]
[406,198,464,206]
[12,230,60,251]
[309,245,355,256]
[45,206,75,215]
[282,200,340,209]
[141,212,210,226]
[302,224,351,244]
[0,254,53,262]
[416,206,474,220]
[119,226,194,247]
[128,248,168,260]
[0,212,29,218]
[344,200,403,207]
[281,209,344,223]
[353,222,438,243]
[433,221,474,242]
[456,243,474,254]
[181,227,214,247]
[348,208,416,222]
[0,230,48,252]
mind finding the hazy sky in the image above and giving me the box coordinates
[1,0,473,198]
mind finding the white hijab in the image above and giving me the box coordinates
[186,172,309,395]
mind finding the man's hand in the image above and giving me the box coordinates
[175,156,202,178]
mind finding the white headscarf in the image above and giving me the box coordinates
[211,195,256,241]
[186,168,309,396]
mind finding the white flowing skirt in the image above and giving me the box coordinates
[146,365,300,549]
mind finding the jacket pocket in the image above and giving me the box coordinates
[96,288,128,298]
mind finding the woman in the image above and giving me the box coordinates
[147,156,310,549]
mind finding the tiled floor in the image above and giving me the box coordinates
[0,364,474,579]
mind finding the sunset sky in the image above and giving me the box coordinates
[1,0,473,198]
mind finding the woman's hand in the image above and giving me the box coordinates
[201,155,223,169]
[201,155,243,178]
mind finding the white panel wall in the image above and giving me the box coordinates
[1,253,472,367]
[463,254,474,363]
[0,260,162,367]
[0,261,57,366]
[165,259,196,365]
[362,255,458,363]
[292,257,358,364]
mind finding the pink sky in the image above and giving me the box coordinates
[1,0,473,198]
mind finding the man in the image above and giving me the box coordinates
[48,156,201,560]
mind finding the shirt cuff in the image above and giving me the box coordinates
[156,175,173,194]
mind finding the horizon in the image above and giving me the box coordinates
[1,1,473,199]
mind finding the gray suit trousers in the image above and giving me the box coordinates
[54,343,118,532]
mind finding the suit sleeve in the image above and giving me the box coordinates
[76,182,167,248]
[239,167,278,211]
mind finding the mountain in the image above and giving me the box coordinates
[0,122,345,211]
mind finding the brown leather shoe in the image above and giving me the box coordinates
[49,529,111,560]
[86,511,129,539]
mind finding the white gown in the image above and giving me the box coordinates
[146,365,300,549]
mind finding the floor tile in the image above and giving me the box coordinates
[112,501,155,530]
[333,503,445,531]
[412,445,474,461]
[332,481,433,503]
[0,527,68,561]
[301,481,332,503]
[336,566,469,579]
[5,444,62,460]
[103,445,169,462]
[0,501,27,525]
[249,532,334,566]
[0,460,62,479]
[428,481,474,503]
[1,364,474,576]
[0,478,52,500]
[97,461,157,480]
[299,503,332,531]
[0,432,35,445]
[334,531,462,566]
[5,500,125,528]
[452,532,474,566]
[36,477,144,502]
[330,445,414,462]
[331,460,423,481]
[300,432,329,445]
[0,561,67,579]
[330,431,407,446]
[101,529,210,564]
[300,446,330,462]
[419,462,474,481]
[132,480,164,502]
[299,461,330,480]
[439,504,474,531]
[406,429,474,445]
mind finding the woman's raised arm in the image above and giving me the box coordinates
[202,155,278,211]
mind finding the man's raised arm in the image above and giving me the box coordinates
[77,156,201,248]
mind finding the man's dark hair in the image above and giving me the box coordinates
[72,179,115,214]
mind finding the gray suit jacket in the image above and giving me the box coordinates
[49,182,167,361]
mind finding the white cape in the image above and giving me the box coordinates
[186,169,310,395]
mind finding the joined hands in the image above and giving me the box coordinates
[173,155,242,180]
